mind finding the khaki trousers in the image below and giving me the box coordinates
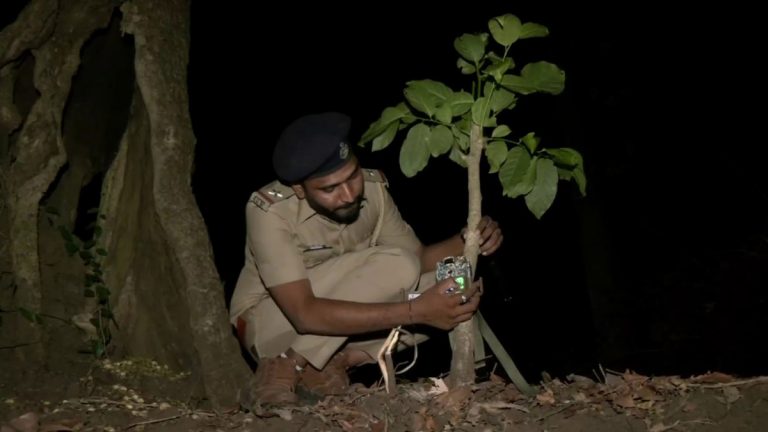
[238,246,433,369]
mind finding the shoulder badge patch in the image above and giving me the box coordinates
[249,181,295,211]
[362,168,388,187]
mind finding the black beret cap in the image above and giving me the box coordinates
[272,112,353,183]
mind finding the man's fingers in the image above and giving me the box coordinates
[478,219,500,247]
[473,278,484,295]
[455,312,475,323]
[436,277,458,293]
[464,278,483,297]
[480,231,503,255]
[456,293,479,311]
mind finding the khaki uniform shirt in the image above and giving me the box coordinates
[229,169,422,323]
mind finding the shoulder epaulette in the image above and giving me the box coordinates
[249,181,295,211]
[362,168,388,187]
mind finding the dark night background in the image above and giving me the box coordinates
[3,2,765,383]
[188,3,767,382]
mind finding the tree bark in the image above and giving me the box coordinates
[119,0,250,410]
[1,0,250,410]
[1,0,116,363]
[448,123,484,388]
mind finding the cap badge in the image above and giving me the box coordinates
[339,142,349,159]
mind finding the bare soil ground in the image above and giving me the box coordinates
[2,357,767,432]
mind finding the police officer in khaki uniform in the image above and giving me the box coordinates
[231,112,503,406]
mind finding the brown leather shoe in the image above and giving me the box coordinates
[300,351,350,396]
[247,355,300,406]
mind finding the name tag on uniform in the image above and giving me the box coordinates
[301,245,335,268]
[303,245,332,252]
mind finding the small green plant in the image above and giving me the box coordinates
[359,13,586,387]
[47,206,116,358]
[360,14,585,217]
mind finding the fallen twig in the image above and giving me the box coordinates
[535,403,571,422]
[649,419,715,432]
[0,340,42,350]
[73,397,159,409]
[124,411,188,430]
[690,377,768,389]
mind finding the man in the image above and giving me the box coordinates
[230,112,503,406]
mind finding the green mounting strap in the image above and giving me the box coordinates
[477,311,535,395]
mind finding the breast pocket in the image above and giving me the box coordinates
[301,245,336,268]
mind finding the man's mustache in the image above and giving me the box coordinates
[339,196,365,210]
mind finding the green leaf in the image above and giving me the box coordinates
[83,239,96,250]
[92,340,106,358]
[401,112,417,125]
[435,104,453,124]
[95,285,110,303]
[525,158,559,219]
[558,167,573,181]
[546,147,583,168]
[93,225,103,239]
[485,58,512,83]
[486,141,508,173]
[488,14,522,46]
[452,126,469,151]
[487,86,517,113]
[492,125,511,138]
[360,103,410,144]
[455,115,471,135]
[429,125,454,157]
[399,124,431,177]
[85,273,101,287]
[456,57,476,74]
[449,145,468,167]
[372,122,398,151]
[454,33,488,63]
[19,307,42,324]
[58,226,73,243]
[65,242,79,256]
[520,22,549,39]
[501,61,565,95]
[45,206,60,216]
[471,97,494,127]
[95,248,108,256]
[573,165,587,196]
[445,91,474,117]
[79,250,93,261]
[404,80,453,118]
[499,147,533,197]
[84,288,95,298]
[521,132,541,153]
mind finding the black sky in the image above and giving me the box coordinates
[3,1,765,381]
[187,3,767,379]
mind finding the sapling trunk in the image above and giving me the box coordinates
[448,123,484,388]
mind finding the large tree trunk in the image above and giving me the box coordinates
[0,0,249,410]
[115,0,250,409]
[1,0,116,365]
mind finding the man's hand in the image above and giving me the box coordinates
[411,277,483,330]
[464,216,503,256]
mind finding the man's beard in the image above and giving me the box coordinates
[308,195,365,224]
